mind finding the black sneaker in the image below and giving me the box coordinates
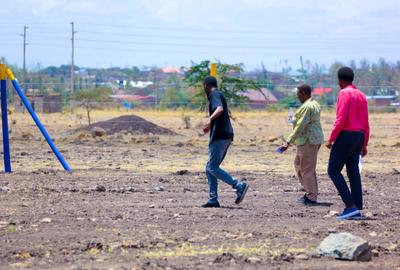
[297,195,317,205]
[202,201,220,208]
[235,182,249,204]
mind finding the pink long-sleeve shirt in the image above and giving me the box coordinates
[329,85,370,150]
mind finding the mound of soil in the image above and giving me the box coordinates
[86,115,176,135]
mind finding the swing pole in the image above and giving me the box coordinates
[6,68,72,174]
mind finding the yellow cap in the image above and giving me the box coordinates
[6,68,15,81]
[0,64,6,80]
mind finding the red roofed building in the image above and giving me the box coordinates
[241,88,278,108]
[313,88,332,96]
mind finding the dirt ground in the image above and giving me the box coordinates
[1,110,400,269]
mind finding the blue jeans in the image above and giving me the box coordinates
[328,131,364,209]
[206,139,239,203]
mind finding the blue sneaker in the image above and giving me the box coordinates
[336,207,361,220]
[235,182,249,204]
[350,212,362,220]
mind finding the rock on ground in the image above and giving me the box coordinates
[316,232,372,261]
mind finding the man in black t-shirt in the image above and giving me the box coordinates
[201,76,249,208]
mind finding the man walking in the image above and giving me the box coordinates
[280,84,324,205]
[327,67,370,220]
[202,76,249,208]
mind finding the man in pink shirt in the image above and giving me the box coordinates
[326,67,370,220]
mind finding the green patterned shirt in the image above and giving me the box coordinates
[287,98,324,146]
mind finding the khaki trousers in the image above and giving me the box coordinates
[294,143,321,201]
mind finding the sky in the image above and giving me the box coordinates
[0,0,399,71]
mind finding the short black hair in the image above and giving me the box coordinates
[297,84,312,96]
[203,76,218,88]
[338,67,354,83]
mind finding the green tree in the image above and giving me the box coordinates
[74,88,112,125]
[184,60,261,111]
[159,88,189,108]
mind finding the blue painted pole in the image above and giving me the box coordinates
[0,64,11,173]
[6,69,72,174]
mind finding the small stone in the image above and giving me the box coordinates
[149,204,155,208]
[156,242,166,248]
[91,127,106,137]
[113,214,123,220]
[246,257,261,264]
[126,187,135,192]
[154,186,165,192]
[175,170,189,175]
[95,185,106,192]
[324,210,339,218]
[369,231,377,237]
[371,249,379,257]
[295,254,309,260]
[41,218,52,223]
[365,212,374,218]
[329,210,339,216]
[391,168,400,175]
[1,186,10,192]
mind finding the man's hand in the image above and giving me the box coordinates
[361,147,368,157]
[325,142,332,149]
[203,118,211,134]
[280,141,290,152]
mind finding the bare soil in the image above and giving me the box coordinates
[1,110,400,269]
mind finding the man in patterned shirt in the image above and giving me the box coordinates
[280,84,324,205]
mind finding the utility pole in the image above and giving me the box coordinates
[300,56,307,81]
[21,26,28,93]
[70,22,77,94]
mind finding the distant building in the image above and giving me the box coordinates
[313,88,332,96]
[161,67,182,74]
[129,81,154,88]
[241,88,279,108]
[14,94,63,113]
[366,95,397,107]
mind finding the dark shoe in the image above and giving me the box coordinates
[336,207,360,220]
[298,195,317,205]
[235,182,249,204]
[202,201,220,208]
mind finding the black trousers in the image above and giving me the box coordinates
[328,131,364,209]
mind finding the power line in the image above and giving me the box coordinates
[75,22,400,37]
[23,43,399,56]
[2,21,400,37]
[78,30,400,43]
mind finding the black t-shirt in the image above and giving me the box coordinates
[208,90,234,142]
